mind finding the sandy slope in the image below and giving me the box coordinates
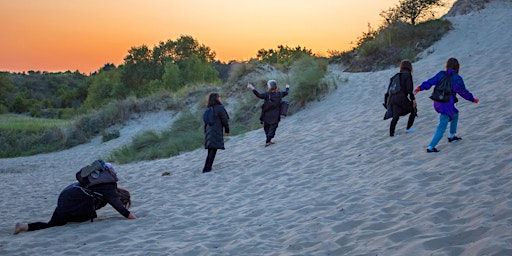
[1,1,511,255]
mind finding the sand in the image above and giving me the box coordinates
[1,1,511,255]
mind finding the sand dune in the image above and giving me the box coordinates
[1,1,511,255]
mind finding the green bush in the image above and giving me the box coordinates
[332,19,451,72]
[109,111,204,164]
[289,56,329,111]
[101,129,120,142]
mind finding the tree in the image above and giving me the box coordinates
[257,45,313,69]
[162,62,181,91]
[178,55,219,85]
[121,45,159,96]
[382,0,444,25]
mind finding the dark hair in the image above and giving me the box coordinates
[400,60,412,72]
[117,187,131,209]
[207,93,221,107]
[446,58,460,73]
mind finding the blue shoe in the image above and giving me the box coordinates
[406,128,416,133]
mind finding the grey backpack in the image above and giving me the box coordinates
[76,160,118,188]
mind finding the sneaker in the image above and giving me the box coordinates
[448,136,462,143]
[406,128,416,133]
[426,147,439,153]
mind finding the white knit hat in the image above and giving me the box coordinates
[267,80,277,89]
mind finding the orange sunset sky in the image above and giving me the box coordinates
[0,0,454,73]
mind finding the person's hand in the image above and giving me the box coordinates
[247,83,255,90]
[414,86,421,95]
[127,213,137,219]
[285,84,290,89]
[412,100,417,108]
[474,97,479,104]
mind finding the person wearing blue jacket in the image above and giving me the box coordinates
[414,58,479,153]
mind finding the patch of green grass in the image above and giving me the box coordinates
[0,114,71,133]
[108,111,204,164]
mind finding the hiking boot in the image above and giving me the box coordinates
[426,147,439,153]
[448,136,462,143]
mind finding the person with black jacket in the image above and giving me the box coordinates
[248,80,289,146]
[384,60,417,137]
[14,164,135,234]
[203,93,230,173]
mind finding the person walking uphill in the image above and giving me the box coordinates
[248,80,289,147]
[203,93,230,173]
[414,57,479,153]
[14,162,135,234]
[384,60,417,137]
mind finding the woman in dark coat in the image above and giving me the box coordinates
[247,80,289,146]
[203,93,230,173]
[384,60,417,137]
[14,163,135,234]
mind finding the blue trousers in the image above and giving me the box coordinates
[428,112,459,148]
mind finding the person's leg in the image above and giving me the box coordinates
[263,123,271,143]
[390,115,399,136]
[449,112,459,138]
[267,123,279,142]
[203,149,217,172]
[428,114,450,149]
[26,210,67,232]
[406,112,416,130]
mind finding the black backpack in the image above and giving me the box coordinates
[262,93,282,112]
[430,73,452,102]
[76,160,118,188]
[203,107,215,126]
[280,101,289,116]
[387,73,401,95]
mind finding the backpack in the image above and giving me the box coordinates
[280,101,289,116]
[76,160,118,188]
[262,92,282,112]
[387,73,402,95]
[430,73,452,102]
[203,107,215,126]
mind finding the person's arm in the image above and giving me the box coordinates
[418,71,444,92]
[453,76,478,103]
[248,83,266,99]
[405,74,415,101]
[218,106,230,134]
[281,85,290,97]
[93,184,131,218]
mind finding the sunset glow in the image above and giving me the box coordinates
[0,0,453,73]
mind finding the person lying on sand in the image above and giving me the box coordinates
[14,162,136,234]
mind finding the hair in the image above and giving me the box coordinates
[446,57,460,73]
[117,187,131,209]
[400,60,412,72]
[267,80,278,92]
[207,93,221,107]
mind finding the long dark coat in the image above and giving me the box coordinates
[384,72,416,119]
[204,104,230,149]
[252,88,289,124]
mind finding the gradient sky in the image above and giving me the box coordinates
[0,0,453,73]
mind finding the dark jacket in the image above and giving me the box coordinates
[204,104,230,149]
[54,182,130,222]
[384,72,416,119]
[253,88,289,124]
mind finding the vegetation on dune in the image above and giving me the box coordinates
[330,0,451,72]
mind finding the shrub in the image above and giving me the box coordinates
[289,56,329,111]
[334,19,451,72]
[108,111,204,164]
[101,129,120,142]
